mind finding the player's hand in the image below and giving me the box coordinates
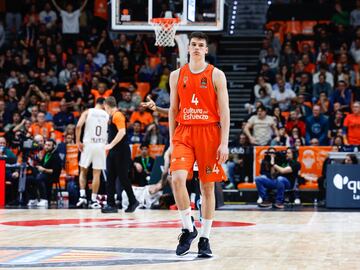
[105,144,113,151]
[77,142,84,152]
[216,144,229,164]
[140,96,156,111]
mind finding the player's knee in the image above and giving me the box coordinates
[201,183,214,197]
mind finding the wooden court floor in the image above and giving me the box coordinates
[0,208,360,270]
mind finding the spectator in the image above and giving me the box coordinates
[313,64,334,88]
[227,133,253,188]
[39,3,57,30]
[343,101,360,145]
[328,110,344,140]
[0,100,11,125]
[5,0,22,34]
[330,80,352,111]
[271,79,296,112]
[143,123,168,145]
[51,0,89,52]
[245,87,272,114]
[313,74,333,100]
[343,154,359,164]
[27,139,62,207]
[286,126,305,147]
[254,76,273,98]
[295,94,312,119]
[53,100,75,132]
[261,47,279,73]
[118,91,138,118]
[331,2,349,26]
[244,105,278,145]
[29,112,55,139]
[285,110,306,137]
[129,106,154,131]
[280,44,297,68]
[350,38,360,64]
[128,121,144,144]
[316,92,330,114]
[256,147,300,209]
[270,126,288,146]
[272,106,286,128]
[351,0,360,27]
[133,143,155,187]
[305,105,329,145]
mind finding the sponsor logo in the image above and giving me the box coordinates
[182,108,209,121]
[333,174,360,200]
[206,166,212,175]
[302,149,315,169]
[200,77,207,88]
[183,76,188,88]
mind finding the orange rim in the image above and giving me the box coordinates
[150,18,180,24]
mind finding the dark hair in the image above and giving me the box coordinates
[287,147,298,160]
[189,32,209,45]
[140,142,149,149]
[46,138,57,148]
[96,97,105,105]
[256,105,267,113]
[345,154,358,164]
[105,96,117,108]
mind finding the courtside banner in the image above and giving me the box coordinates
[66,144,79,176]
[254,146,332,181]
[326,164,360,208]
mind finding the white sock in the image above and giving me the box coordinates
[80,189,86,198]
[179,207,193,232]
[91,193,97,202]
[200,219,213,239]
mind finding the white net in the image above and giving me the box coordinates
[150,18,180,47]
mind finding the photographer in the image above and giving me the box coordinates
[256,147,300,209]
[1,137,17,204]
[27,139,61,207]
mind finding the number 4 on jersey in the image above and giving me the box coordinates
[191,94,199,106]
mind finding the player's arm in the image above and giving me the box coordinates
[141,95,169,115]
[75,110,88,152]
[105,112,126,150]
[214,68,230,164]
[168,69,180,153]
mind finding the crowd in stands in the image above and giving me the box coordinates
[227,1,360,189]
[0,0,179,205]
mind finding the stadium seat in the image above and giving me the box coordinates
[135,82,150,100]
[48,101,61,115]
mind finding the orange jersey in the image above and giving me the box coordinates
[175,64,220,125]
[91,89,113,103]
[344,114,360,145]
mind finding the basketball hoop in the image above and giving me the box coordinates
[150,17,181,47]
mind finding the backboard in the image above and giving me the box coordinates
[110,0,224,32]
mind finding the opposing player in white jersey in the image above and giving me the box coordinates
[76,98,109,208]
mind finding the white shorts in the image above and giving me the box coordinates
[79,143,106,170]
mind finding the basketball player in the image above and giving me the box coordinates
[169,32,229,257]
[76,98,109,209]
[102,96,139,213]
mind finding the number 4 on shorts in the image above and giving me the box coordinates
[212,164,220,174]
[191,94,199,106]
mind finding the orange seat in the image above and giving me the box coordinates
[237,183,257,190]
[48,101,61,115]
[54,130,64,142]
[135,82,150,100]
[302,21,317,35]
[285,20,302,35]
[299,182,318,190]
[149,57,161,69]
[281,111,290,120]
[318,20,330,25]
[72,111,80,118]
[119,82,131,89]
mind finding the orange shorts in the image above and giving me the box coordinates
[170,124,226,182]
